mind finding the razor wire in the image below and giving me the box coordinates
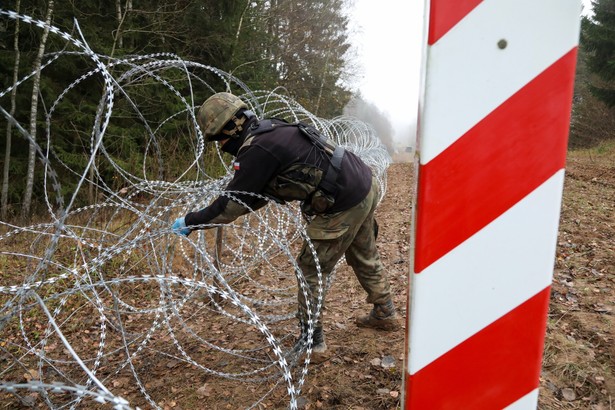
[0,9,392,410]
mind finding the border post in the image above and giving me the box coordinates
[403,0,582,408]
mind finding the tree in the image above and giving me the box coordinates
[581,0,615,107]
[1,0,21,219]
[22,0,54,218]
[263,0,353,117]
[570,0,615,147]
[344,94,394,154]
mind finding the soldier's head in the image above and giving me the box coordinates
[196,92,252,142]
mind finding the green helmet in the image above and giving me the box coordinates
[197,92,248,141]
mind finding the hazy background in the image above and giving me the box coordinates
[346,0,423,154]
[346,0,594,154]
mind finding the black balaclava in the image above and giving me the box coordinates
[220,136,244,156]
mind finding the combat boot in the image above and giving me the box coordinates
[309,326,328,363]
[355,299,400,331]
[296,324,328,363]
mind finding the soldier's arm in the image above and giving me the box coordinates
[185,146,280,228]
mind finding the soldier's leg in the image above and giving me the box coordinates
[345,180,399,330]
[295,237,346,329]
[344,214,392,305]
[344,179,391,303]
[346,214,399,330]
[295,211,362,356]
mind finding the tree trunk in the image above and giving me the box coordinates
[314,49,331,117]
[230,0,251,65]
[2,0,21,220]
[22,0,55,220]
[116,0,124,49]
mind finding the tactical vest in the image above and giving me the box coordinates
[242,119,345,215]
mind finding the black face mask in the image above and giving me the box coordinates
[220,136,244,156]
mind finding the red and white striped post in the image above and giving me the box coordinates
[403,0,582,408]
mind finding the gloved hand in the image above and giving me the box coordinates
[171,217,191,236]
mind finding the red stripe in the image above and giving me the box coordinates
[428,0,483,44]
[405,287,551,409]
[414,48,577,273]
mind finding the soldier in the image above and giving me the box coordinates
[172,92,399,358]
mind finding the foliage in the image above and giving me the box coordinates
[570,0,615,148]
[0,0,356,218]
[581,0,615,107]
[344,94,395,154]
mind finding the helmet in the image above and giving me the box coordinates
[197,92,248,141]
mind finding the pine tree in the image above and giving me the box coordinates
[0,0,356,218]
[581,0,615,107]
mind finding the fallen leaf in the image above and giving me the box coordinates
[593,304,611,313]
[23,369,39,381]
[196,383,211,398]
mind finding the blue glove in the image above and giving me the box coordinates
[172,217,191,236]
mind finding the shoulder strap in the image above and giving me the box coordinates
[247,118,293,137]
[296,122,337,155]
[318,145,344,195]
[295,122,345,196]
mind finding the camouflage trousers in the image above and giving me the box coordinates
[296,177,392,327]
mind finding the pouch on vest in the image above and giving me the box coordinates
[301,190,335,216]
[266,164,323,201]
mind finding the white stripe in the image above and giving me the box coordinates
[504,389,540,409]
[408,171,565,373]
[419,0,581,164]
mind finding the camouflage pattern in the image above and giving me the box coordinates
[197,92,247,141]
[296,176,392,327]
[265,163,324,202]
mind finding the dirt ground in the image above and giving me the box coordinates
[1,146,613,410]
[282,150,614,410]
[278,147,615,410]
[539,147,615,410]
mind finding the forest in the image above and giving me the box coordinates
[0,0,356,219]
[1,0,614,220]
[0,1,614,409]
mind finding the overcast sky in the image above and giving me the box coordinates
[348,0,594,145]
[348,0,424,145]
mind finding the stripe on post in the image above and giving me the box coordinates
[403,0,582,408]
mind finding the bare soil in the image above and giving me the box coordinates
[539,147,615,410]
[289,150,615,410]
[2,145,613,410]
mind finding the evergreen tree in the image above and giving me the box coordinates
[0,0,356,218]
[263,0,353,117]
[581,0,615,107]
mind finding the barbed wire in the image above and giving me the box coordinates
[0,9,392,410]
